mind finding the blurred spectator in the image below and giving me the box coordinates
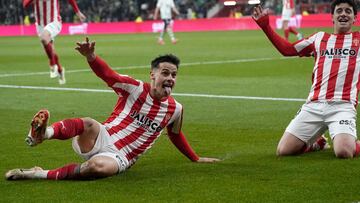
[1,0,356,25]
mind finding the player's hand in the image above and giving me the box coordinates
[196,157,221,163]
[76,11,86,22]
[252,5,269,21]
[75,37,96,62]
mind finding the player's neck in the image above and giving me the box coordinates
[334,27,353,35]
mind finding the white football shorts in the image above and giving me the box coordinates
[36,21,62,40]
[281,8,294,21]
[72,123,129,174]
[285,101,357,144]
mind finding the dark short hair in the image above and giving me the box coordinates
[331,0,358,16]
[151,54,180,70]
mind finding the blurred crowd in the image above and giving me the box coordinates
[0,0,358,25]
[0,0,217,25]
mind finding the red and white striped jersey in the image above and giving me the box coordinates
[88,58,184,166]
[32,0,80,26]
[283,0,294,10]
[294,31,360,105]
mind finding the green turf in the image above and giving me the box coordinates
[1,28,360,202]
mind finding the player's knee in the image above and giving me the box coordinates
[334,148,353,159]
[276,146,288,156]
[83,160,111,178]
[40,38,48,45]
[81,117,97,130]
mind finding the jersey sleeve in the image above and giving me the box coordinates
[167,103,183,134]
[255,15,298,56]
[88,56,141,94]
[166,106,199,162]
[68,0,80,13]
[293,33,318,57]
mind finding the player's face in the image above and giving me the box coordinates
[150,62,177,100]
[332,3,356,34]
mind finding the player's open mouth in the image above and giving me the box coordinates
[163,84,173,95]
[338,18,349,23]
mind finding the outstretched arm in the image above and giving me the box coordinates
[154,7,160,20]
[167,127,221,163]
[252,5,298,56]
[75,37,121,86]
[68,0,86,22]
[172,7,180,17]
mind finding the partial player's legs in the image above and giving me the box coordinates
[277,132,306,155]
[25,109,98,148]
[332,133,359,158]
[282,20,302,41]
[277,132,329,156]
[5,156,119,180]
[39,22,65,84]
[5,110,121,180]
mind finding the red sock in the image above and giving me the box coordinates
[284,29,290,40]
[51,118,84,140]
[288,26,299,35]
[354,142,360,157]
[301,145,311,153]
[51,42,63,73]
[47,163,81,180]
[43,43,56,66]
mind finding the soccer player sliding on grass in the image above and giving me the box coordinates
[252,0,360,158]
[5,37,220,180]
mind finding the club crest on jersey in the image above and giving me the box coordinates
[320,48,357,59]
[130,110,163,133]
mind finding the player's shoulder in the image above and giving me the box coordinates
[168,96,183,108]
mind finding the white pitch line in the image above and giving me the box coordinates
[0,84,306,102]
[0,57,293,78]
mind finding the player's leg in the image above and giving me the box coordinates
[277,132,306,155]
[26,109,99,148]
[282,20,290,40]
[158,19,166,45]
[41,21,65,84]
[166,20,177,44]
[327,103,358,158]
[39,29,58,77]
[277,103,328,156]
[5,156,119,180]
[332,134,357,158]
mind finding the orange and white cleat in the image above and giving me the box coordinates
[25,109,50,146]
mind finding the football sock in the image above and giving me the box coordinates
[53,52,63,73]
[51,42,63,73]
[47,163,81,180]
[288,27,299,35]
[167,28,175,40]
[159,31,165,39]
[43,43,56,66]
[302,136,327,153]
[354,141,360,157]
[50,118,84,140]
[284,29,290,40]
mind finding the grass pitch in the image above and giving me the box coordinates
[0,28,360,202]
